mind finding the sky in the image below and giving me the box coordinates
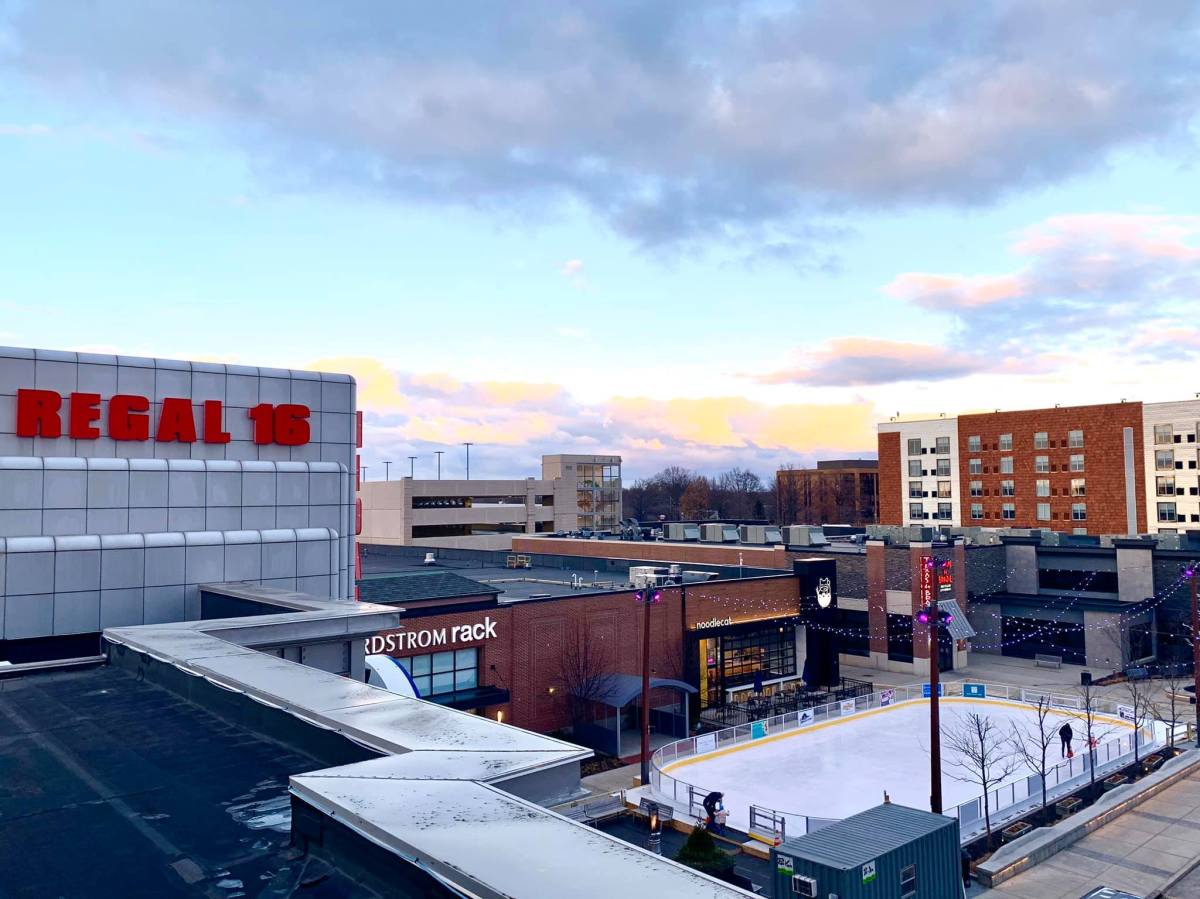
[1,2,1198,481]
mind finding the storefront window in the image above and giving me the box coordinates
[397,648,478,697]
[696,623,797,706]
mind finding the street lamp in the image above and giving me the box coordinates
[408,456,417,478]
[918,555,955,815]
[360,465,369,482]
[636,587,664,787]
[463,442,473,480]
[1184,563,1200,748]
[434,451,444,480]
[382,460,391,481]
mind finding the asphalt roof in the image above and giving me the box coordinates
[0,666,382,899]
[357,569,501,604]
[779,802,956,869]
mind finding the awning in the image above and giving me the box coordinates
[938,598,976,640]
[597,673,698,709]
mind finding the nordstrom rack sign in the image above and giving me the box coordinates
[367,616,499,655]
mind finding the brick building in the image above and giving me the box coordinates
[875,398,1200,535]
[776,459,879,526]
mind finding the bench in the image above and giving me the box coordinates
[1035,654,1063,669]
[638,797,675,823]
[561,791,627,826]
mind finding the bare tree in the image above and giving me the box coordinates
[1122,676,1155,764]
[1008,696,1058,822]
[944,712,1020,849]
[773,465,800,526]
[1153,670,1190,753]
[680,477,712,521]
[653,466,696,519]
[1076,681,1118,798]
[557,629,616,731]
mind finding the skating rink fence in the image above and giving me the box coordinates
[649,681,1165,844]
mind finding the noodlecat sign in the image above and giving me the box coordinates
[14,388,310,446]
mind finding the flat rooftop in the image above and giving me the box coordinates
[0,665,381,899]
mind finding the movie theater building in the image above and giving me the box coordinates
[0,346,358,663]
[360,559,844,752]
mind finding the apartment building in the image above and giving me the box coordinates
[358,454,621,551]
[776,459,879,526]
[877,399,1200,536]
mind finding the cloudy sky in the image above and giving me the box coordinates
[1,2,1198,480]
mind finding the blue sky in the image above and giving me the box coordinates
[1,2,1198,480]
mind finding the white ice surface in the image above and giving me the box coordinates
[665,698,1132,832]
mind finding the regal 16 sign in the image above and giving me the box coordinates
[14,388,310,446]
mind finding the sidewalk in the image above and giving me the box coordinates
[975,771,1200,898]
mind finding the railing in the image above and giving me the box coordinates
[649,680,1167,845]
[700,677,875,729]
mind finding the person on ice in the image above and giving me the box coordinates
[1059,721,1074,758]
[702,791,726,834]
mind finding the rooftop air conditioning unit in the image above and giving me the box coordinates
[682,524,701,541]
[764,526,783,544]
[629,566,661,589]
[740,525,768,544]
[700,523,724,542]
[720,524,740,543]
[791,874,818,897]
[681,570,719,584]
[784,526,830,547]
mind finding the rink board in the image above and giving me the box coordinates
[664,697,1133,830]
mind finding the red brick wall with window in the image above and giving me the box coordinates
[369,575,802,736]
[956,402,1146,536]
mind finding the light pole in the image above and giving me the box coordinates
[637,586,663,787]
[361,465,369,482]
[918,555,953,815]
[408,456,417,478]
[382,461,391,481]
[1185,563,1199,748]
[434,451,444,480]
[463,442,473,480]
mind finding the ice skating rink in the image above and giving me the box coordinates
[662,698,1133,831]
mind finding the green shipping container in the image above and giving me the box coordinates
[771,802,962,899]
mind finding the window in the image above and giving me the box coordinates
[1071,478,1086,497]
[909,502,923,519]
[969,480,982,497]
[1034,431,1048,449]
[1002,503,1016,520]
[1156,450,1175,471]
[999,433,1013,451]
[969,458,983,475]
[900,864,917,898]
[936,435,950,455]
[937,480,952,498]
[909,480,923,498]
[1070,454,1085,472]
[908,459,922,477]
[1036,479,1050,497]
[1000,457,1014,474]
[936,458,951,476]
[1071,503,1087,521]
[968,435,981,452]
[1155,424,1174,445]
[1037,503,1051,521]
[937,502,952,520]
[1068,429,1084,448]
[1159,502,1178,523]
[1000,480,1015,496]
[398,648,479,697]
[970,503,983,520]
[1157,476,1176,497]
[1034,455,1050,473]
[907,437,922,456]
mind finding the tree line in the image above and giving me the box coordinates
[623,465,777,522]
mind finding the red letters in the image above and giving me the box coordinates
[156,397,197,443]
[12,389,312,445]
[15,388,62,437]
[203,400,231,444]
[109,395,150,440]
[68,392,102,439]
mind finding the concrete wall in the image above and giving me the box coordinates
[1006,542,1039,594]
[1116,544,1155,603]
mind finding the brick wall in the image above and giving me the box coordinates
[866,542,888,654]
[878,431,902,525]
[369,574,802,736]
[511,536,791,569]
[957,401,1146,536]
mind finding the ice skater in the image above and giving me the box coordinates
[702,791,726,834]
[1059,721,1074,758]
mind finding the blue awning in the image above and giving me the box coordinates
[597,673,698,708]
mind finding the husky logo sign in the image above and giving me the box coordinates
[816,577,833,609]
